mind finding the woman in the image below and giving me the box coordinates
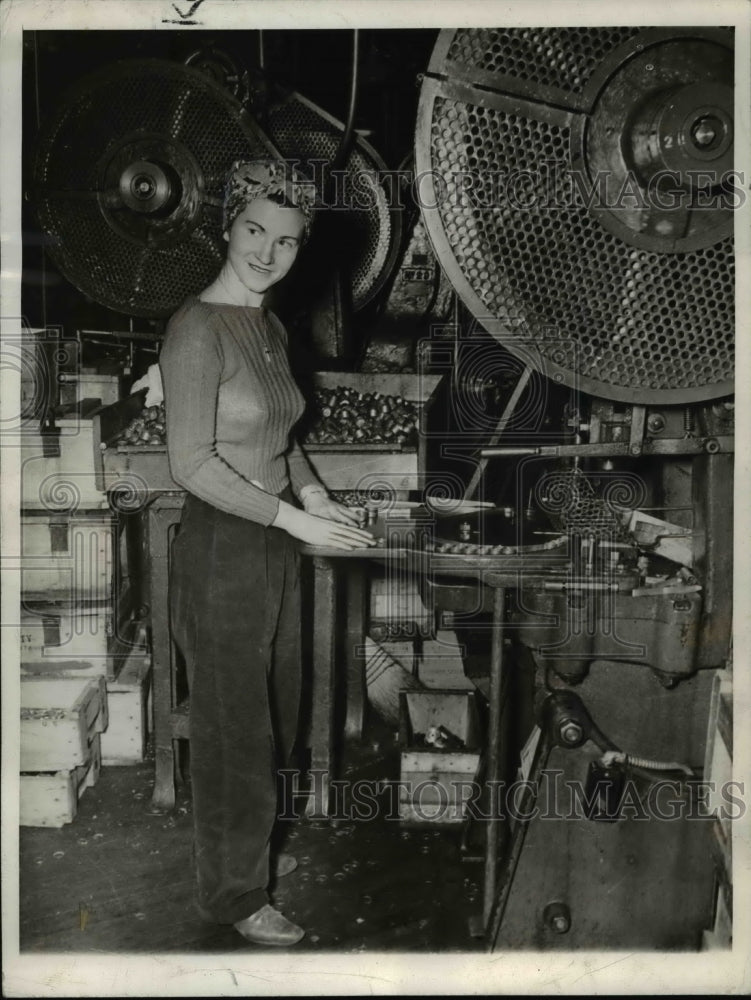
[159,160,375,947]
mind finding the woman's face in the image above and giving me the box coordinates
[225,197,306,298]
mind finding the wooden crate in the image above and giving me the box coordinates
[21,399,109,510]
[59,371,122,408]
[95,389,181,493]
[94,373,443,495]
[20,676,108,772]
[20,734,102,828]
[20,597,140,680]
[398,689,482,824]
[101,648,152,765]
[303,372,442,491]
[21,509,121,602]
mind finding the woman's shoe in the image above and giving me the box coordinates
[234,904,305,946]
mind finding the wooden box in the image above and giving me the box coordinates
[20,598,139,680]
[21,510,121,602]
[303,372,442,492]
[21,399,109,510]
[20,676,108,772]
[59,371,122,408]
[398,689,482,824]
[94,373,443,496]
[20,734,102,828]
[101,648,152,765]
[95,389,180,494]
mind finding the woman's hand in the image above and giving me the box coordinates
[272,501,376,550]
[302,491,367,527]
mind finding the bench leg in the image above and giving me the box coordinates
[147,505,177,810]
[305,557,336,819]
[152,744,177,810]
[344,562,368,741]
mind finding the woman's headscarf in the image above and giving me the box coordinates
[222,159,317,242]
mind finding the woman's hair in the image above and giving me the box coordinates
[223,159,317,242]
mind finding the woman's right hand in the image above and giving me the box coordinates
[272,502,376,550]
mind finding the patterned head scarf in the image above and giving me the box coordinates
[222,159,317,242]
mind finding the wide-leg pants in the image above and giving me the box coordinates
[169,490,301,924]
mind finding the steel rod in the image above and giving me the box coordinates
[465,366,533,501]
[486,732,551,951]
[480,437,734,457]
[483,585,506,926]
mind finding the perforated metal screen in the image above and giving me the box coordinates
[445,26,640,95]
[266,92,399,310]
[34,60,274,318]
[418,28,735,403]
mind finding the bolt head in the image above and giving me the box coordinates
[560,721,584,745]
[647,413,666,433]
[552,914,570,933]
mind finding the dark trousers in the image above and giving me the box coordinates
[169,490,301,923]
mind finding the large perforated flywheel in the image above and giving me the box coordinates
[416,28,735,404]
[33,59,277,318]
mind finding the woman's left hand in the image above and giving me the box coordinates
[302,492,366,526]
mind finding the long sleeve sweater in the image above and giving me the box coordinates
[159,296,323,525]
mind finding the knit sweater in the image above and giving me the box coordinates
[159,296,322,525]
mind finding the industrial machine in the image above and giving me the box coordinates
[416,25,733,676]
[414,26,734,950]
[25,26,735,951]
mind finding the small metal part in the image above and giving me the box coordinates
[543,901,571,935]
[559,720,584,746]
[584,536,595,577]
[583,760,626,822]
[479,447,542,457]
[524,490,536,520]
[647,412,666,434]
